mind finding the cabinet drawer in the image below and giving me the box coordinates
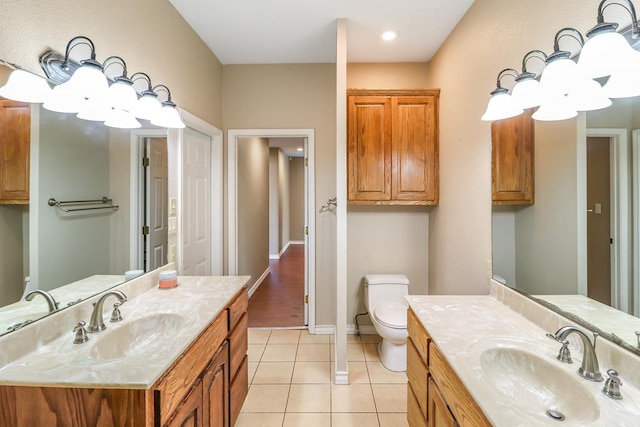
[228,289,248,331]
[229,355,249,426]
[229,313,248,380]
[407,309,429,363]
[407,337,428,419]
[407,381,428,427]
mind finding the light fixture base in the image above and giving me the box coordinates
[39,50,80,84]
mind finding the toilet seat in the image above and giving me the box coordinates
[373,303,407,329]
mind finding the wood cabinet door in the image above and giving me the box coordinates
[392,96,438,203]
[166,379,204,427]
[427,377,457,427]
[0,99,30,204]
[348,95,392,201]
[202,340,229,427]
[491,109,534,205]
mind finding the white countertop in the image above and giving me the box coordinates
[407,295,640,427]
[0,275,249,389]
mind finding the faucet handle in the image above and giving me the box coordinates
[110,302,124,323]
[602,369,623,400]
[546,333,572,363]
[73,321,89,344]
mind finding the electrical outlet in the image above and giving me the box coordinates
[168,217,177,235]
[168,245,176,262]
[486,259,492,279]
[169,198,177,216]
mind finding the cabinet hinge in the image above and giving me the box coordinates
[142,157,150,167]
[142,225,149,235]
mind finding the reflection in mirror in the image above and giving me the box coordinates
[0,103,168,335]
[492,98,640,354]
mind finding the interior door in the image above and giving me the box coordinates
[182,127,211,275]
[147,137,168,270]
[303,137,309,325]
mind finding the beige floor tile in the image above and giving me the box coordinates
[262,344,298,362]
[283,412,331,427]
[248,362,259,384]
[286,384,331,412]
[292,361,331,383]
[248,329,272,345]
[252,362,295,384]
[248,344,266,362]
[331,412,380,426]
[268,329,301,344]
[235,412,284,427]
[347,334,362,343]
[367,361,407,383]
[343,361,370,384]
[372,384,407,413]
[363,343,381,361]
[360,334,382,343]
[378,413,409,427]
[299,332,331,344]
[330,343,367,361]
[296,343,331,362]
[242,384,290,413]
[331,384,377,412]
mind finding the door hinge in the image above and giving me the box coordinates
[305,295,309,304]
[142,225,149,235]
[142,157,150,167]
[305,225,309,235]
[304,157,308,166]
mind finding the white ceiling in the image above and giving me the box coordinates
[169,0,474,64]
[269,137,305,158]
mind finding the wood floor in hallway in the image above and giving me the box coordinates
[248,244,305,328]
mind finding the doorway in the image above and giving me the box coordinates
[228,129,316,332]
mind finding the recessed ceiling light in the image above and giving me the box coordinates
[296,147,303,152]
[381,31,397,41]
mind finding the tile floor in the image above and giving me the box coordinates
[237,329,408,427]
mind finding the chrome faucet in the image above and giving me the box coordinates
[25,289,60,313]
[87,290,127,333]
[553,326,603,382]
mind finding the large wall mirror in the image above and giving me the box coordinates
[492,97,640,354]
[0,101,169,336]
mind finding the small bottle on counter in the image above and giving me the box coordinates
[158,270,178,289]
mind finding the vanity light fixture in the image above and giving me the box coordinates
[381,31,397,41]
[131,72,162,120]
[42,84,85,113]
[296,147,303,152]
[511,50,548,109]
[56,36,109,103]
[103,56,138,113]
[0,61,52,103]
[150,85,185,129]
[481,68,523,121]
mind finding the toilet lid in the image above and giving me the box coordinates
[373,303,407,329]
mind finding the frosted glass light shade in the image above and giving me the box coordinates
[512,76,548,109]
[134,92,161,120]
[481,91,523,121]
[603,69,640,98]
[43,84,85,113]
[532,95,577,121]
[108,79,138,112]
[59,61,109,100]
[151,103,185,128]
[567,78,611,111]
[0,69,52,103]
[578,30,640,79]
[76,98,111,121]
[105,108,141,129]
[540,57,583,96]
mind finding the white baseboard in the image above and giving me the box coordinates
[279,242,290,257]
[314,325,335,335]
[289,240,304,245]
[268,254,280,260]
[334,370,349,385]
[305,324,377,335]
[248,267,271,297]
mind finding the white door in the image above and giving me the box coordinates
[303,137,309,325]
[182,127,211,275]
[147,137,168,270]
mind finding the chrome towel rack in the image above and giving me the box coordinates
[319,197,337,213]
[48,197,119,213]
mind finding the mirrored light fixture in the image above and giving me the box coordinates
[150,85,185,128]
[578,0,640,79]
[0,61,52,103]
[481,68,523,121]
[103,56,138,112]
[76,98,111,121]
[104,108,141,129]
[56,36,109,102]
[532,95,578,121]
[42,84,85,113]
[131,72,161,120]
[511,50,548,109]
[539,28,590,97]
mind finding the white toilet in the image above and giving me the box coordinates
[364,274,409,372]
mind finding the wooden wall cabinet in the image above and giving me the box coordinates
[347,89,439,205]
[491,109,534,205]
[0,99,30,205]
[407,308,491,427]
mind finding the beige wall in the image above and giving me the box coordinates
[222,64,337,325]
[426,0,596,295]
[0,206,25,305]
[289,157,305,241]
[237,137,270,289]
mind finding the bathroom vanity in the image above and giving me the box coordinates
[0,272,249,427]
[406,286,640,426]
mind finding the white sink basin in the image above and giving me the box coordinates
[89,313,186,361]
[479,347,600,423]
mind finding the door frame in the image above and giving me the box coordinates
[227,128,316,333]
[584,128,630,312]
[632,130,640,316]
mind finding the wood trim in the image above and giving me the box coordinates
[427,377,457,427]
[229,287,248,329]
[407,308,430,362]
[229,355,249,426]
[229,313,248,380]
[348,89,441,97]
[407,381,428,427]
[347,199,436,206]
[429,343,491,426]
[407,337,428,419]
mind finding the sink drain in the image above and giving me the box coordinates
[546,409,566,421]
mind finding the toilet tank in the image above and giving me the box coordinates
[364,274,409,309]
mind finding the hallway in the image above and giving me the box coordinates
[248,244,305,327]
